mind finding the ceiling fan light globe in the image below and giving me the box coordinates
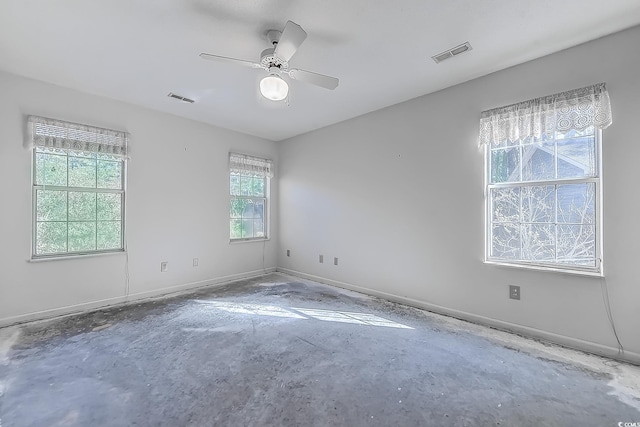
[260,75,289,101]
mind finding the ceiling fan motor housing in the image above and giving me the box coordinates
[260,47,289,71]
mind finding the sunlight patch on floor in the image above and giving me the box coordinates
[195,300,306,319]
[292,308,413,329]
[193,300,412,329]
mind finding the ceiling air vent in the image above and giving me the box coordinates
[431,42,472,64]
[167,92,195,104]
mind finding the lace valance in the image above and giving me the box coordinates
[478,83,612,147]
[229,152,274,178]
[28,116,129,158]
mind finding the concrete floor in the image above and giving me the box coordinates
[1,273,639,426]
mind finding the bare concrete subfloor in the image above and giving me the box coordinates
[1,273,639,426]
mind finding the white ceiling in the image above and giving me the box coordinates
[1,1,640,141]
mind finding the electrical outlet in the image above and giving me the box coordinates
[334,257,339,266]
[193,258,199,267]
[287,249,291,257]
[319,255,324,263]
[160,262,168,272]
[509,285,520,300]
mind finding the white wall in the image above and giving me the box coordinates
[278,26,640,363]
[0,70,278,325]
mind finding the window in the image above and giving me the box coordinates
[29,116,128,258]
[479,83,612,274]
[229,153,273,241]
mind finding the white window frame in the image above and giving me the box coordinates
[479,83,611,276]
[229,153,272,243]
[29,116,128,259]
[484,131,603,276]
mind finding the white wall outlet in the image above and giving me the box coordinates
[509,285,520,300]
[160,262,168,272]
[193,258,199,267]
[334,257,339,266]
[319,255,324,263]
[287,249,291,257]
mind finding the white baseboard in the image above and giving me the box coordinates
[277,267,640,366]
[124,268,276,302]
[0,267,276,328]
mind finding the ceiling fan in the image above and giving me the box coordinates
[200,20,339,102]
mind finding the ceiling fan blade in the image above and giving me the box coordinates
[274,21,307,62]
[288,69,339,90]
[199,53,263,69]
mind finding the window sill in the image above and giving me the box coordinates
[29,250,126,263]
[229,238,270,245]
[484,260,603,277]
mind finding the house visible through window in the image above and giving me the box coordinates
[229,153,273,241]
[30,116,128,258]
[479,83,612,273]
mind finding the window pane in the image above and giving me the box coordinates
[487,125,599,270]
[557,224,595,266]
[36,222,67,254]
[97,193,122,220]
[241,199,257,220]
[230,198,249,218]
[97,160,122,189]
[491,223,520,260]
[521,224,555,261]
[491,187,520,223]
[97,221,122,250]
[557,136,596,179]
[254,219,265,238]
[253,200,265,221]
[490,147,520,183]
[241,218,254,238]
[36,152,67,186]
[521,185,554,223]
[230,219,242,239]
[68,192,96,221]
[229,197,265,239]
[69,222,96,252]
[253,200,265,237]
[252,178,265,197]
[33,144,126,257]
[557,183,595,224]
[37,190,67,221]
[230,172,268,240]
[68,155,97,188]
[240,176,251,196]
[522,143,555,181]
[490,184,597,267]
[230,174,241,196]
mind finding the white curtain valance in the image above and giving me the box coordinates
[229,152,274,178]
[28,116,129,158]
[478,83,612,147]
